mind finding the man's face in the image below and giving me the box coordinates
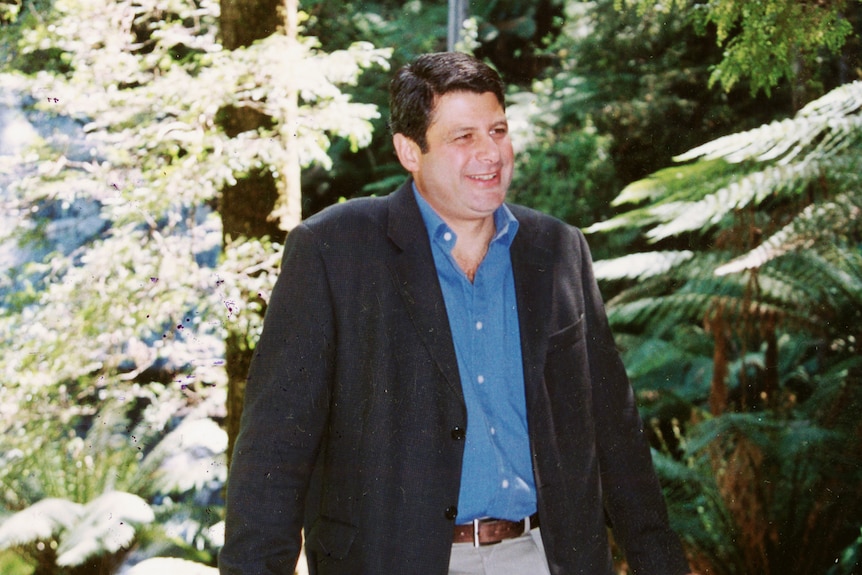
[395,91,514,230]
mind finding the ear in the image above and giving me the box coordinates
[393,133,422,173]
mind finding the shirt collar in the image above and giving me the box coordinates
[412,182,519,249]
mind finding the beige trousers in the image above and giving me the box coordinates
[448,528,552,575]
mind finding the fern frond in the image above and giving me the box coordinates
[592,250,694,281]
[145,417,228,495]
[675,81,862,164]
[611,159,739,206]
[651,450,745,573]
[592,79,862,575]
[608,292,721,336]
[716,191,862,275]
[618,332,713,398]
[586,160,739,234]
[675,117,821,164]
[645,157,827,241]
[0,498,83,549]
[55,491,154,567]
[798,80,862,117]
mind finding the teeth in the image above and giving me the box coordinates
[472,174,496,181]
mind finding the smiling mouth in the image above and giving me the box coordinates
[469,173,497,181]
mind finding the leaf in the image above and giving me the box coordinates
[715,192,862,275]
[0,498,83,548]
[55,491,154,567]
[592,250,694,281]
[146,417,228,494]
[675,81,862,165]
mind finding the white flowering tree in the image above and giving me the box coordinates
[0,0,388,571]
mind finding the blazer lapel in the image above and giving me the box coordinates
[509,208,556,401]
[387,180,464,402]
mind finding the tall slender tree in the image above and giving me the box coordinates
[218,0,295,463]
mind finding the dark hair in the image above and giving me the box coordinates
[389,52,506,152]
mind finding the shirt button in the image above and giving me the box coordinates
[477,375,485,384]
[451,426,465,441]
[475,321,483,330]
[502,479,510,489]
[443,232,453,242]
[445,506,458,520]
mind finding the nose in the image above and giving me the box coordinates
[475,133,501,163]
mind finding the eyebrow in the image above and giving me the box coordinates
[446,118,509,136]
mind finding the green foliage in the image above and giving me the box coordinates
[589,80,862,574]
[1,0,389,572]
[591,80,862,243]
[510,115,616,227]
[0,389,228,573]
[0,0,389,415]
[296,1,448,207]
[617,0,859,96]
[0,550,32,575]
[504,0,797,259]
[520,0,790,218]
[656,363,862,575]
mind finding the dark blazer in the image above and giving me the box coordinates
[219,180,689,575]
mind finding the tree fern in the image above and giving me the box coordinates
[55,491,154,567]
[0,492,154,570]
[0,498,83,549]
[592,80,862,347]
[589,80,862,574]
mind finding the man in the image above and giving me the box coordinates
[220,52,691,575]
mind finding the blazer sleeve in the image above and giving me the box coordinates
[219,224,334,575]
[577,230,690,575]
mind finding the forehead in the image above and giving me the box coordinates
[429,91,506,127]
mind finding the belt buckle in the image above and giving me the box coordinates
[472,519,480,548]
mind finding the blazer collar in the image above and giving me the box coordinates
[387,179,464,402]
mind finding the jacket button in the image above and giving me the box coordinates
[445,506,458,520]
[451,426,465,440]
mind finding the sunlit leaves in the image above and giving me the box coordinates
[1,0,390,402]
[1,2,389,571]
[55,491,155,566]
[616,0,858,95]
[591,81,862,250]
[0,498,83,548]
[0,491,155,568]
[593,250,694,281]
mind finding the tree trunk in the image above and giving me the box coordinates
[270,0,302,231]
[220,0,282,50]
[219,0,299,468]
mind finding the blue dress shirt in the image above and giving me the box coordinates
[413,188,537,524]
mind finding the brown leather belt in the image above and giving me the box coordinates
[453,513,540,547]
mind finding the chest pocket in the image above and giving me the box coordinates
[547,314,585,354]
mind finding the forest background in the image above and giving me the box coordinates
[0,0,861,574]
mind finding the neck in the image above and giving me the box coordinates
[451,216,496,283]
